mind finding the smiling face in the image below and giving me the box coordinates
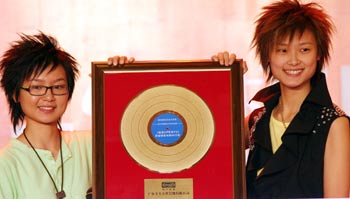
[18,65,69,127]
[269,29,319,91]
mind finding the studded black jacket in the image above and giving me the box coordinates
[246,73,349,199]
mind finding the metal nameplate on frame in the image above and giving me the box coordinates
[145,178,193,199]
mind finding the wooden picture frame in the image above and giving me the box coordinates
[92,60,246,199]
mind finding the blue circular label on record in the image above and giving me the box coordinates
[149,112,186,146]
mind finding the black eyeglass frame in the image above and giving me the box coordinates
[20,85,68,96]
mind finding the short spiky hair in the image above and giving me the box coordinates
[251,0,335,82]
[0,32,80,133]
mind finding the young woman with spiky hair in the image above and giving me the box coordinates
[213,0,350,198]
[0,32,91,199]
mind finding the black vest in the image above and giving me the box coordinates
[246,73,348,198]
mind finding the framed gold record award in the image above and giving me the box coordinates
[92,60,246,199]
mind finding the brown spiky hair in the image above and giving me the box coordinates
[251,0,335,82]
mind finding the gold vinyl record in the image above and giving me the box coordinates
[120,85,215,173]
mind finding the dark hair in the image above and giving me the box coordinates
[251,0,335,82]
[0,32,80,133]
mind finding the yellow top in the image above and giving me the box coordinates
[257,115,290,176]
[269,115,289,153]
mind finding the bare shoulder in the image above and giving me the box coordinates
[327,116,350,146]
[329,116,350,136]
[328,103,350,136]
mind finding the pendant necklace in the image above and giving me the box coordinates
[23,130,66,199]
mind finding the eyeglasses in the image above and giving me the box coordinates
[21,85,68,96]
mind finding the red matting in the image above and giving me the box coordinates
[104,69,234,198]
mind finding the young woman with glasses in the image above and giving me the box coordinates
[0,32,91,199]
